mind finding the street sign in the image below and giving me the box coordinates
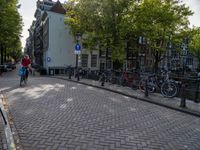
[75,43,81,54]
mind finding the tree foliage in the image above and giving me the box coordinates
[64,0,193,71]
[134,0,193,71]
[189,27,200,69]
[0,0,23,62]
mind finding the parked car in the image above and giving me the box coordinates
[0,64,7,72]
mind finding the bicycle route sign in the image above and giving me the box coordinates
[75,43,81,54]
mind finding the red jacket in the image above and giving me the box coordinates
[22,58,31,67]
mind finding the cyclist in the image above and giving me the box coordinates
[21,54,31,79]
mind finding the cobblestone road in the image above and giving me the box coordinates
[0,74,200,150]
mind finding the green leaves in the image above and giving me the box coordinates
[189,27,200,62]
[0,0,22,60]
[64,0,193,66]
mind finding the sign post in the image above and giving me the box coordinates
[75,43,81,69]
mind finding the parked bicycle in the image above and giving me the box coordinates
[139,71,179,98]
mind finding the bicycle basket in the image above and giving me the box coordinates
[19,68,26,76]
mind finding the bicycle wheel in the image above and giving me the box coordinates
[19,77,23,86]
[20,76,24,86]
[139,78,155,93]
[161,81,178,98]
[24,77,27,85]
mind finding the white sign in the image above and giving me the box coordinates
[47,57,51,62]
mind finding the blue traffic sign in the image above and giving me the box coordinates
[75,43,81,51]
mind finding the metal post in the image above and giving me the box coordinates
[76,54,78,69]
[180,83,186,108]
[101,72,105,86]
[145,77,148,97]
[68,67,71,79]
[195,79,199,103]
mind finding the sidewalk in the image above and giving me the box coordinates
[53,75,200,117]
[0,96,7,150]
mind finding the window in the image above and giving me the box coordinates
[107,60,112,69]
[107,49,112,58]
[186,57,193,65]
[81,54,88,67]
[91,55,97,67]
[100,50,106,57]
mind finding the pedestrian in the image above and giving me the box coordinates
[21,54,32,79]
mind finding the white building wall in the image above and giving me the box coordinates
[45,11,76,69]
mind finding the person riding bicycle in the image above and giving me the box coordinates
[21,54,31,79]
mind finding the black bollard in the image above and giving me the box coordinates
[195,79,199,103]
[180,83,186,108]
[68,67,71,79]
[101,72,105,86]
[145,78,148,97]
[77,71,80,81]
[69,71,71,79]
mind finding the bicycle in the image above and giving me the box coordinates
[19,67,28,86]
[139,71,179,98]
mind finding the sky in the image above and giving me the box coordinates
[18,0,200,49]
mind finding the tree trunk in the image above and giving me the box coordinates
[0,45,3,65]
[198,58,200,71]
[4,47,6,63]
[154,51,159,73]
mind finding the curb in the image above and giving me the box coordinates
[0,94,16,150]
[50,76,200,118]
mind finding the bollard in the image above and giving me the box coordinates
[101,72,105,86]
[0,108,7,125]
[145,78,148,97]
[101,81,104,86]
[68,68,71,79]
[69,71,71,79]
[195,79,199,103]
[76,68,80,81]
[180,83,186,108]
[77,73,80,81]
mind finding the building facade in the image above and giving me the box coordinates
[26,0,100,75]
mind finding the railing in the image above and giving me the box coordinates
[63,68,200,103]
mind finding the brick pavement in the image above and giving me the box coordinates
[0,75,200,150]
[55,75,200,116]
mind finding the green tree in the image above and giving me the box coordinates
[0,0,23,64]
[64,0,136,63]
[64,0,193,72]
[189,27,200,70]
[134,0,193,72]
